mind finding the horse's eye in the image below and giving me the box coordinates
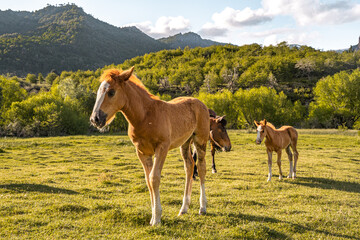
[108,89,115,97]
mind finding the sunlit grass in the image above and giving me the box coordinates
[0,129,359,239]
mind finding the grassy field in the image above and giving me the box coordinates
[0,129,359,239]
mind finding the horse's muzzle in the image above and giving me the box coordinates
[256,140,261,145]
[90,110,107,128]
[223,145,231,152]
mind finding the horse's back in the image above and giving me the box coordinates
[165,97,209,148]
[168,97,208,119]
[279,126,298,143]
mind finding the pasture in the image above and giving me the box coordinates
[0,129,359,239]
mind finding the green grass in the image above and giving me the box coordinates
[0,130,359,239]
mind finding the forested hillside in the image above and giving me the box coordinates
[0,4,227,77]
[1,43,359,137]
[0,4,169,76]
[121,43,360,103]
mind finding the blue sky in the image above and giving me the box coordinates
[1,0,360,50]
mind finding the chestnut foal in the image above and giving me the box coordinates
[254,119,299,181]
[90,67,209,225]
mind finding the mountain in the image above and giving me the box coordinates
[350,36,360,52]
[0,4,168,76]
[0,4,227,77]
[158,32,226,49]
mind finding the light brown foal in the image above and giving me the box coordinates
[90,67,209,225]
[254,119,299,181]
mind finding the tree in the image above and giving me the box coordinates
[4,90,88,136]
[295,57,316,80]
[38,73,44,84]
[45,72,58,85]
[309,69,360,128]
[0,76,27,122]
[26,73,37,83]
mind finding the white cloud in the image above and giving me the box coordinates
[200,6,273,37]
[258,31,320,47]
[263,35,278,46]
[200,0,360,38]
[130,16,191,38]
[198,22,228,37]
[262,0,360,25]
[212,7,272,27]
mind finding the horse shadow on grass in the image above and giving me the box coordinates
[216,212,359,240]
[0,183,79,195]
[286,177,360,193]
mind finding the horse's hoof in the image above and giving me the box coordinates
[267,178,271,182]
[194,172,198,177]
[279,176,283,180]
[178,210,188,216]
[212,169,217,174]
[151,220,161,226]
[199,208,207,215]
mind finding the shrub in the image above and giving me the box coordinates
[309,69,360,128]
[4,91,88,137]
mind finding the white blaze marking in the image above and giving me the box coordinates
[92,81,110,113]
[256,125,262,142]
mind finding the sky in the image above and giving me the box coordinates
[1,0,360,50]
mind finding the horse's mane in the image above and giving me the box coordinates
[100,69,159,100]
[260,120,276,130]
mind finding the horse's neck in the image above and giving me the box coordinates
[265,125,276,143]
[121,82,154,127]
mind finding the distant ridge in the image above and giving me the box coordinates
[158,32,226,49]
[0,4,226,76]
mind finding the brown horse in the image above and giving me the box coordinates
[254,119,299,181]
[90,67,209,226]
[193,111,231,179]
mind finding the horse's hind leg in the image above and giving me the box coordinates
[194,137,207,215]
[291,143,299,179]
[285,146,293,178]
[179,138,195,216]
[276,150,283,180]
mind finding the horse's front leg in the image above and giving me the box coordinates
[211,142,217,173]
[276,150,283,180]
[149,144,168,226]
[267,150,273,182]
[136,151,154,225]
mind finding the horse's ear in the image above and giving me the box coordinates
[254,120,259,126]
[263,119,267,125]
[118,66,134,82]
[217,116,227,126]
